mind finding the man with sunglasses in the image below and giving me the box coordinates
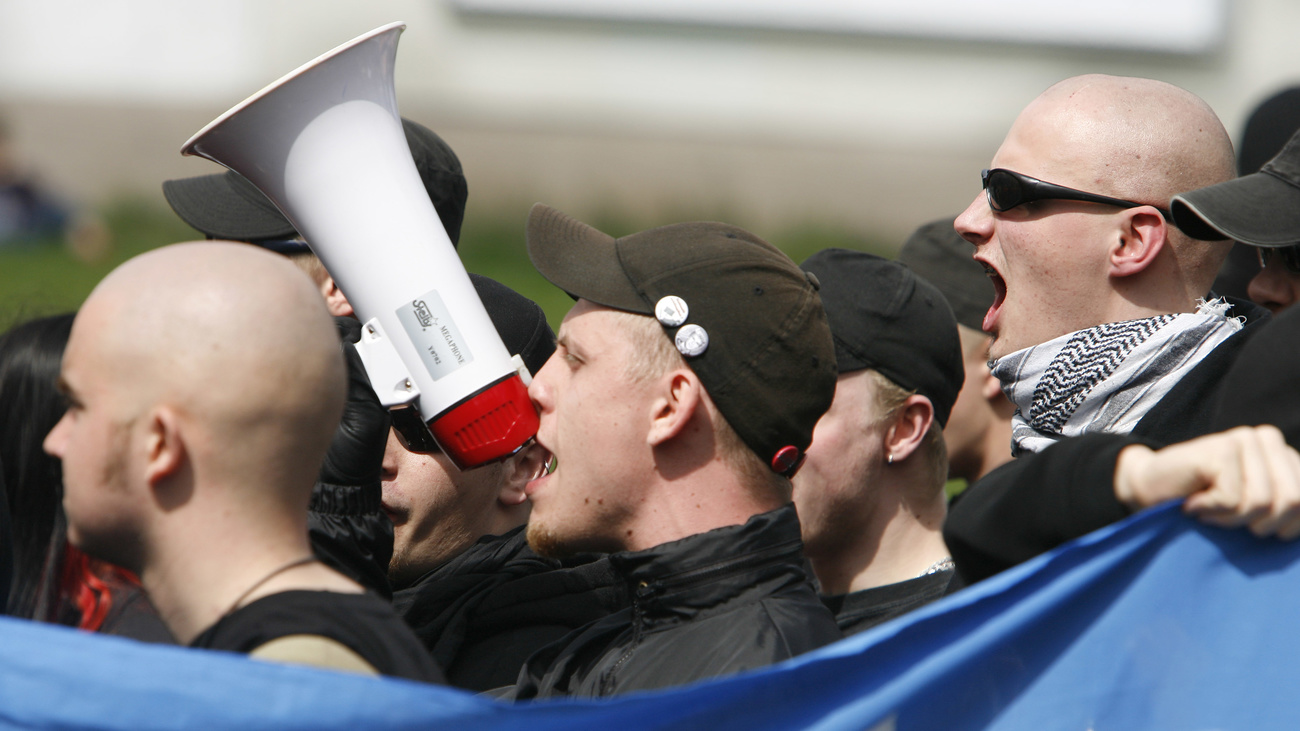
[1173,127,1300,315]
[945,75,1289,586]
[386,275,627,693]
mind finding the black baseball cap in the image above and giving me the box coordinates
[525,203,837,476]
[469,273,555,380]
[163,118,468,247]
[801,249,964,428]
[1172,128,1300,246]
[897,216,993,333]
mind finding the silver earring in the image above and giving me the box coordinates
[887,453,894,465]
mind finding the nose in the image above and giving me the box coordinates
[44,411,70,459]
[1247,257,1300,314]
[380,428,401,480]
[527,353,560,413]
[951,191,987,247]
[954,192,993,248]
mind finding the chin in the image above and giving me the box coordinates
[526,520,612,559]
[526,521,575,559]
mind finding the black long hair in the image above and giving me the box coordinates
[0,313,75,618]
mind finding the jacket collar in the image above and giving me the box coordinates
[606,504,810,623]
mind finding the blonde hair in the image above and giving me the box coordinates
[611,310,790,499]
[866,370,948,497]
[285,250,330,286]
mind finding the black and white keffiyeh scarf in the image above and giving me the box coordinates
[992,299,1243,456]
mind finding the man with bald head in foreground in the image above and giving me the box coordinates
[43,243,441,682]
[945,75,1296,585]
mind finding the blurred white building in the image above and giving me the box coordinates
[0,0,1296,244]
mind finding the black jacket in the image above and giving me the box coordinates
[508,505,842,699]
[823,568,954,636]
[308,482,392,599]
[392,526,625,691]
[944,300,1270,587]
[306,317,395,599]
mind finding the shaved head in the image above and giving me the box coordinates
[1017,75,1233,201]
[956,75,1239,358]
[70,242,346,502]
[1007,74,1236,288]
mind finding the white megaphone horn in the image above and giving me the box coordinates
[180,21,537,469]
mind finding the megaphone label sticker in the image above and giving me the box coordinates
[397,289,475,381]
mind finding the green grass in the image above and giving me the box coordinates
[1,198,890,333]
[0,198,195,330]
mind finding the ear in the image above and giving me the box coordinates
[646,369,702,447]
[499,442,549,507]
[885,395,935,464]
[985,373,1016,419]
[981,370,1003,401]
[319,275,354,317]
[1108,209,1167,278]
[143,406,187,489]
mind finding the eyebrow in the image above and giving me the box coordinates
[56,376,81,405]
[554,330,589,361]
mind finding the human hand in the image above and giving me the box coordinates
[1114,425,1300,540]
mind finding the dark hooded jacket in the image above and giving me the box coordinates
[392,526,625,691]
[508,505,842,699]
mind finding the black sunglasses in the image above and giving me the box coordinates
[982,168,1174,222]
[1256,245,1300,275]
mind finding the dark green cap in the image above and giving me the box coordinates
[526,203,837,476]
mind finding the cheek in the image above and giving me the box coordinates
[808,413,851,459]
[59,420,98,490]
[404,457,459,510]
[796,423,849,502]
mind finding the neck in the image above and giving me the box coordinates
[140,499,360,644]
[620,458,784,553]
[810,469,949,596]
[1110,257,1203,323]
[974,417,1014,482]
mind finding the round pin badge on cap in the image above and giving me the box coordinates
[770,445,803,475]
[675,324,709,357]
[655,296,689,327]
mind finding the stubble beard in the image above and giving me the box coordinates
[526,520,577,560]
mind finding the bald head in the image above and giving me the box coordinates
[73,242,346,501]
[1008,75,1235,287]
[1014,75,1234,203]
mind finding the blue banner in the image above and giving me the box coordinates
[1,503,1296,730]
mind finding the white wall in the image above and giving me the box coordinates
[1,0,1297,243]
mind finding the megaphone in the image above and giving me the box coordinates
[180,22,537,470]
